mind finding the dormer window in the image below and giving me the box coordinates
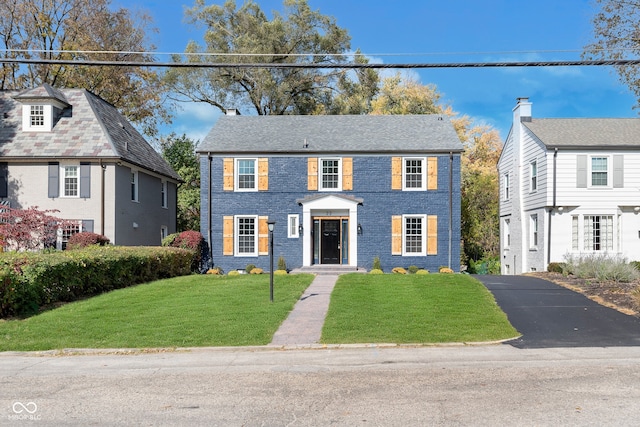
[22,103,54,131]
[30,105,45,127]
[14,84,71,132]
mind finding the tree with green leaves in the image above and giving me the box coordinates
[160,133,200,232]
[164,0,370,115]
[0,0,169,136]
[584,0,640,109]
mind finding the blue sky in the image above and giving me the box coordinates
[121,0,638,143]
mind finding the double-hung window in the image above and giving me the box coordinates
[131,170,139,202]
[530,160,537,192]
[62,165,79,197]
[504,173,510,200]
[236,159,257,191]
[236,216,257,256]
[320,158,341,190]
[591,157,608,186]
[403,215,426,256]
[404,158,426,191]
[161,180,167,208]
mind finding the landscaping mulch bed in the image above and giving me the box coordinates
[527,272,640,317]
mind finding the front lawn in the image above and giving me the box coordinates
[321,273,518,344]
[0,274,314,351]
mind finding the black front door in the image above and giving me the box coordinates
[321,220,340,264]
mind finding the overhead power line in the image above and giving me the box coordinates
[2,57,640,69]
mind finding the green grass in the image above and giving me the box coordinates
[0,273,519,351]
[321,273,518,344]
[0,274,314,351]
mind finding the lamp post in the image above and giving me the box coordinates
[267,219,275,302]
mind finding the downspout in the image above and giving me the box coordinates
[548,148,558,266]
[449,152,453,269]
[208,154,213,267]
[100,159,106,236]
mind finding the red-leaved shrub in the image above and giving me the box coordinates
[166,230,205,272]
[66,232,110,250]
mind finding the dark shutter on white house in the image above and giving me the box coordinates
[0,163,7,198]
[613,155,624,188]
[48,162,59,198]
[576,155,587,188]
[80,162,91,198]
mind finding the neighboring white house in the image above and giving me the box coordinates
[0,84,181,247]
[498,97,640,274]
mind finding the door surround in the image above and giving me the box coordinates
[297,194,362,267]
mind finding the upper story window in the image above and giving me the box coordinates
[62,165,79,197]
[131,170,139,202]
[223,158,267,192]
[161,180,167,208]
[504,173,510,200]
[320,158,341,190]
[530,160,537,192]
[236,158,257,191]
[30,105,45,127]
[591,157,608,186]
[404,158,425,190]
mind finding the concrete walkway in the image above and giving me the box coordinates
[269,274,339,347]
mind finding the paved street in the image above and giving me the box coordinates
[3,345,640,426]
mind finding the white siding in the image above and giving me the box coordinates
[521,131,547,212]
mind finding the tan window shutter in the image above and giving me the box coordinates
[258,216,269,255]
[427,157,438,190]
[427,215,438,255]
[391,157,402,190]
[223,158,234,191]
[308,158,318,190]
[391,215,402,255]
[223,216,234,255]
[258,158,268,190]
[342,157,353,190]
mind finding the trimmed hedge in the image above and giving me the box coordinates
[0,246,193,318]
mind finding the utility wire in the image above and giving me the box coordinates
[1,57,640,68]
[1,47,637,58]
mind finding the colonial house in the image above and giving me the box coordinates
[0,84,181,248]
[198,113,463,272]
[498,97,640,274]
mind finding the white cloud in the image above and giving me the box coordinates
[169,101,222,144]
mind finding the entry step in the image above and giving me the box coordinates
[291,265,367,275]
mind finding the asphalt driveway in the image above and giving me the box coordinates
[475,274,640,348]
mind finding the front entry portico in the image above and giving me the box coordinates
[297,194,363,267]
